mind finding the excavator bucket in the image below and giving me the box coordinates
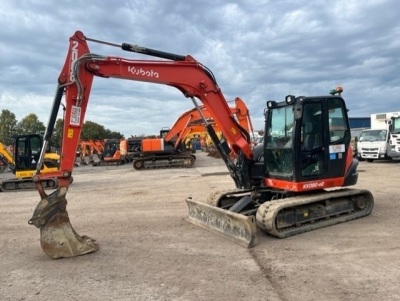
[29,188,99,259]
[40,211,99,259]
[185,197,257,248]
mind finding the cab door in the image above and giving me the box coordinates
[326,98,351,178]
[296,101,327,180]
[295,97,350,182]
[15,134,43,171]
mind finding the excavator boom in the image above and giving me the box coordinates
[30,31,253,258]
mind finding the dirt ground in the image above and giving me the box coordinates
[0,152,399,301]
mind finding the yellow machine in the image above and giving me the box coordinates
[0,142,15,172]
[0,134,60,192]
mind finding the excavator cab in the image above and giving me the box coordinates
[15,134,42,171]
[263,94,357,188]
[14,135,59,175]
[103,139,119,158]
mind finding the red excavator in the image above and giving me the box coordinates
[28,31,373,258]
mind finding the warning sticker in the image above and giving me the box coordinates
[329,144,345,153]
[70,105,81,126]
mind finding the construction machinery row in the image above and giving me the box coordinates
[20,31,373,259]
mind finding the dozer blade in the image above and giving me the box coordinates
[40,211,99,259]
[186,197,257,248]
[29,188,99,259]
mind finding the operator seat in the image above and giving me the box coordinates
[302,121,324,176]
[303,122,320,150]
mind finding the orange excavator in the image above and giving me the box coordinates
[28,31,373,258]
[166,97,255,148]
[94,138,134,166]
[133,97,254,170]
[76,139,104,165]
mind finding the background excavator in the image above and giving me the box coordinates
[132,97,254,170]
[93,138,135,166]
[1,134,60,192]
[132,127,196,170]
[28,31,374,259]
[75,139,104,165]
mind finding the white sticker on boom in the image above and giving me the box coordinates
[329,144,345,153]
[70,105,81,126]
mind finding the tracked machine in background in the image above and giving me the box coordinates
[27,31,373,259]
[132,128,196,170]
[1,134,60,192]
[132,97,254,170]
[93,138,134,166]
[75,139,104,165]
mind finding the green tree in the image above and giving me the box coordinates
[17,113,45,135]
[50,118,64,149]
[104,129,124,139]
[0,109,18,145]
[81,121,107,140]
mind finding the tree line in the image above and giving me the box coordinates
[0,109,123,148]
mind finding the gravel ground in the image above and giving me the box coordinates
[0,152,399,301]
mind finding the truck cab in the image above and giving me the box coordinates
[357,128,391,162]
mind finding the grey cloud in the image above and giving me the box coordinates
[0,0,399,136]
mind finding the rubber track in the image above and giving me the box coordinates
[134,155,195,170]
[1,178,57,192]
[255,188,374,238]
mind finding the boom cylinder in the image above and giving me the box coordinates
[121,43,186,61]
[37,85,64,174]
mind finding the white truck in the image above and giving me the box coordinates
[357,111,400,162]
[389,115,400,159]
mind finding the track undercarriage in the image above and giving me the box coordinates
[133,153,196,170]
[186,188,374,247]
[1,178,58,192]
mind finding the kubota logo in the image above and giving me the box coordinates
[69,41,79,82]
[128,66,159,78]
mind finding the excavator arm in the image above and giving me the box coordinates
[0,142,15,171]
[164,97,254,151]
[29,31,254,258]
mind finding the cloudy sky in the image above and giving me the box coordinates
[0,0,399,137]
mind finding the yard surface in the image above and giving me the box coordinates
[0,153,399,301]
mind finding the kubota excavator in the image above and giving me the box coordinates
[28,31,373,258]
